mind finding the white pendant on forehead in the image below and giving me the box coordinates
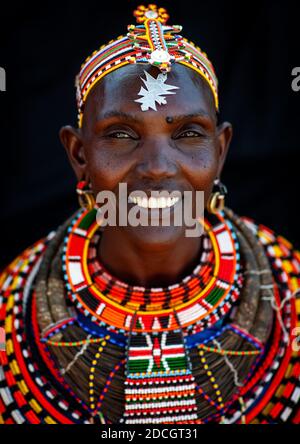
[135,70,179,112]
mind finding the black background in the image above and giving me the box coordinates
[0,0,299,270]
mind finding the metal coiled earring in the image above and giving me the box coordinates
[207,178,227,214]
[76,180,95,211]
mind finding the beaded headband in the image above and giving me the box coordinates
[75,4,219,128]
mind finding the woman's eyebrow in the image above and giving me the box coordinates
[95,109,213,127]
[169,110,212,122]
[99,110,140,123]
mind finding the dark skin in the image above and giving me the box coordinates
[60,64,232,287]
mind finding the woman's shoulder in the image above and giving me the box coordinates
[239,214,300,296]
[240,214,300,265]
[0,233,54,302]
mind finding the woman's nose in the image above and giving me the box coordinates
[135,138,178,180]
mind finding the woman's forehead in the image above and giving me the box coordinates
[83,64,216,124]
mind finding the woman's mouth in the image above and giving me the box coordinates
[128,195,180,209]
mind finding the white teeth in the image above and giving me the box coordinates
[159,197,166,208]
[128,195,180,209]
[148,197,157,208]
[141,197,148,208]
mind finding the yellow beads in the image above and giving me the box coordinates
[198,347,225,410]
[89,335,110,411]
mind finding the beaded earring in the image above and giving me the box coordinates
[207,178,227,214]
[76,180,95,211]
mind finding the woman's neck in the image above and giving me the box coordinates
[97,227,203,288]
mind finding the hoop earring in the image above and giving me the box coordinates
[206,178,227,214]
[76,180,95,211]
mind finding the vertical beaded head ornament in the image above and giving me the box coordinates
[75,4,219,127]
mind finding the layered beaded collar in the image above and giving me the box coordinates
[3,207,299,424]
[62,209,243,335]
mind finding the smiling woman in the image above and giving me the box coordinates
[61,62,229,271]
[0,3,299,425]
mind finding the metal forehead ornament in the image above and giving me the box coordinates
[135,70,179,111]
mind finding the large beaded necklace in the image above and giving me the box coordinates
[34,207,277,424]
[63,208,243,334]
[2,207,300,424]
[59,208,245,423]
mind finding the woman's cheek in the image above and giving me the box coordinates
[86,146,133,192]
[185,151,219,188]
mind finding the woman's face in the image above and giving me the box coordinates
[61,64,232,249]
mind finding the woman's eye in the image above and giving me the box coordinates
[178,130,202,138]
[109,132,131,139]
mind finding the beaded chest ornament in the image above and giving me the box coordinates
[62,208,243,423]
[1,208,300,424]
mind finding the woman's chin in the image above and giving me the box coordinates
[124,224,187,250]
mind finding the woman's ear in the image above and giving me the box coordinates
[216,121,233,177]
[59,125,87,180]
